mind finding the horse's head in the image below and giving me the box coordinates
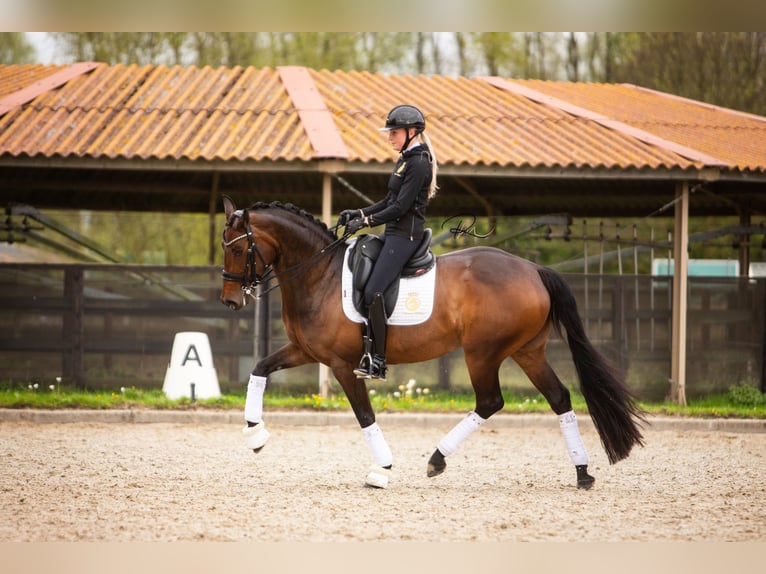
[220,196,340,310]
[220,195,277,310]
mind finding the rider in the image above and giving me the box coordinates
[338,104,439,380]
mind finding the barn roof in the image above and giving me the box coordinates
[1,62,765,217]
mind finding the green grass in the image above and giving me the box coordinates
[1,381,764,418]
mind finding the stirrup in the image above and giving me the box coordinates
[355,355,387,381]
[353,353,374,379]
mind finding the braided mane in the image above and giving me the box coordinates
[247,201,336,240]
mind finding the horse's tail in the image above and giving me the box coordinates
[537,266,646,464]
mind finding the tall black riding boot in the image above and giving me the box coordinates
[353,293,387,380]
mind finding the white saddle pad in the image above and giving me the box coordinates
[341,238,436,326]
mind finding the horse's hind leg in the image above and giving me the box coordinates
[512,347,595,489]
[427,352,505,478]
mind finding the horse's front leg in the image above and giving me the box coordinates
[334,364,393,489]
[242,343,314,453]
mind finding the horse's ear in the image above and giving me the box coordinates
[222,195,236,219]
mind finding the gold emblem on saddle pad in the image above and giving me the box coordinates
[404,292,421,312]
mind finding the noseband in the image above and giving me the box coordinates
[221,209,272,296]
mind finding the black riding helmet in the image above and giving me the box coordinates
[379,105,426,151]
[379,104,426,132]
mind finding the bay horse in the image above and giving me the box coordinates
[220,197,645,489]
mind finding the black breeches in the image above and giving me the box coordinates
[363,234,420,309]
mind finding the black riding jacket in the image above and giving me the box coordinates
[361,144,432,240]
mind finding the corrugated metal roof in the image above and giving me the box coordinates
[313,69,698,170]
[511,79,766,171]
[0,64,68,98]
[0,63,764,174]
[0,64,313,162]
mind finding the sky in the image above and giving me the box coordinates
[26,32,61,64]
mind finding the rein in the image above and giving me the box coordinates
[222,209,350,299]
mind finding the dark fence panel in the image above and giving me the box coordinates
[561,274,765,399]
[0,264,259,391]
[0,264,763,398]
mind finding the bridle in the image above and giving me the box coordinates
[221,209,273,298]
[221,208,350,299]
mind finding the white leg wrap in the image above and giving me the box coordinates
[559,410,589,466]
[437,411,486,457]
[244,374,267,423]
[362,422,393,468]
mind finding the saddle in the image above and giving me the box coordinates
[347,228,435,317]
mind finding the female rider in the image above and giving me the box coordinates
[339,104,439,380]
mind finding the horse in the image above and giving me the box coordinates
[220,196,646,489]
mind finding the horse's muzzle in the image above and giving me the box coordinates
[221,295,245,311]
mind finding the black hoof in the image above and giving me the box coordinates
[252,446,265,454]
[427,449,446,477]
[576,464,595,489]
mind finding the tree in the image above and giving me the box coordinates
[0,33,35,64]
[51,32,185,66]
[612,33,766,115]
[412,33,444,75]
[473,32,515,76]
[453,32,472,77]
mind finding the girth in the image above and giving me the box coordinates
[347,229,435,316]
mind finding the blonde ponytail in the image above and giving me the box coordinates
[420,132,439,199]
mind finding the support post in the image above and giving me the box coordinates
[318,171,333,397]
[738,209,751,277]
[208,172,220,266]
[670,182,689,406]
[761,279,766,393]
[63,266,85,388]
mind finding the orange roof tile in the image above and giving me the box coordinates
[0,63,764,176]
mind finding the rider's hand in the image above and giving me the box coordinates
[345,217,367,235]
[338,209,358,227]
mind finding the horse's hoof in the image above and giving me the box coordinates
[365,465,391,489]
[243,423,270,453]
[426,464,444,478]
[427,450,446,477]
[576,464,595,489]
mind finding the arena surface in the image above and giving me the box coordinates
[1,412,764,542]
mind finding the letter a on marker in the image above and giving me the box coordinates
[182,344,203,367]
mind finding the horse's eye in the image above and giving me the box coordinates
[233,247,244,257]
